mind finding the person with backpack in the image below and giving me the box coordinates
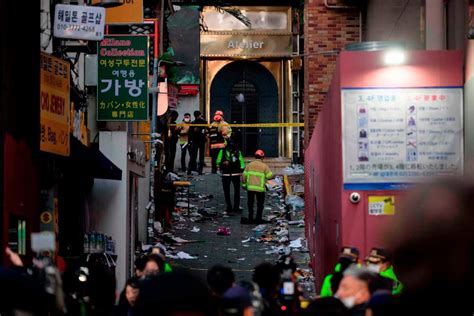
[216,138,245,215]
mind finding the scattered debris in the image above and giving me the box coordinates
[289,238,304,249]
[190,226,200,233]
[217,227,231,236]
[281,165,304,175]
[167,251,198,260]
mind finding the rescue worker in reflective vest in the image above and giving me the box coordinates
[365,247,403,295]
[216,138,245,215]
[320,246,360,297]
[241,149,273,224]
[208,111,232,173]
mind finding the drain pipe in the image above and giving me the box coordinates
[324,0,363,43]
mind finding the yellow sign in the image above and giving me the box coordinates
[41,211,53,224]
[92,0,143,24]
[40,52,70,156]
[368,196,395,216]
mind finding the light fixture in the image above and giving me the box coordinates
[384,50,406,66]
[92,0,124,8]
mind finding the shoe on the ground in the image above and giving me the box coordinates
[240,217,253,224]
[254,219,270,224]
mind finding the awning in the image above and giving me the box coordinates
[69,136,122,181]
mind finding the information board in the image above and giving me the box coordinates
[342,88,463,190]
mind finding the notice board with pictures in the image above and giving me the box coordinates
[342,87,463,190]
[97,35,149,121]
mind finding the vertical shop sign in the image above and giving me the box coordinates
[97,36,148,121]
[342,88,463,190]
[40,52,71,156]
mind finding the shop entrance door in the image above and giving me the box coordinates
[210,61,279,157]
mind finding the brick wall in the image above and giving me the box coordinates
[304,0,360,146]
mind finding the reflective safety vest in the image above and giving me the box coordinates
[242,160,273,192]
[380,265,403,295]
[208,122,224,149]
[209,121,232,149]
[216,149,245,175]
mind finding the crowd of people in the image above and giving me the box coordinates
[2,173,474,316]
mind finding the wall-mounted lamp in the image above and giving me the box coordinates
[384,50,406,66]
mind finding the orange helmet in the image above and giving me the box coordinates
[214,110,224,117]
[255,149,265,158]
[213,115,222,121]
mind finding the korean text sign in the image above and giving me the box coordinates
[97,36,149,121]
[40,52,70,156]
[54,4,105,41]
[342,88,463,190]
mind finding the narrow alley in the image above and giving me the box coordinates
[149,165,314,295]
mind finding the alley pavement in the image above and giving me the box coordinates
[158,168,313,296]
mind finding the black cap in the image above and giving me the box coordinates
[365,248,391,263]
[339,246,359,262]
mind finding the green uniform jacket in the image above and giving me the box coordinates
[216,149,245,174]
[320,263,341,297]
[381,266,403,295]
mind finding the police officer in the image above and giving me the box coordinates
[320,246,360,297]
[241,149,273,224]
[365,247,403,295]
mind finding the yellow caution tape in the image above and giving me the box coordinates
[170,122,304,128]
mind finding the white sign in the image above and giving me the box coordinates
[342,88,463,189]
[54,4,105,41]
[31,232,56,252]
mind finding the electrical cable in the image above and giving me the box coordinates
[388,0,411,40]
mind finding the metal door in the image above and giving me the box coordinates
[210,61,278,157]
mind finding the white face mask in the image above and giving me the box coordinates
[338,296,356,309]
[184,118,190,123]
[367,263,381,273]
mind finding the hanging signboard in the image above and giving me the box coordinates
[91,0,143,24]
[97,35,148,121]
[200,34,293,58]
[53,4,105,41]
[342,87,463,190]
[40,52,71,156]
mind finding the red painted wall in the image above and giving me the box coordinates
[305,50,463,293]
[3,134,39,264]
[305,60,343,289]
